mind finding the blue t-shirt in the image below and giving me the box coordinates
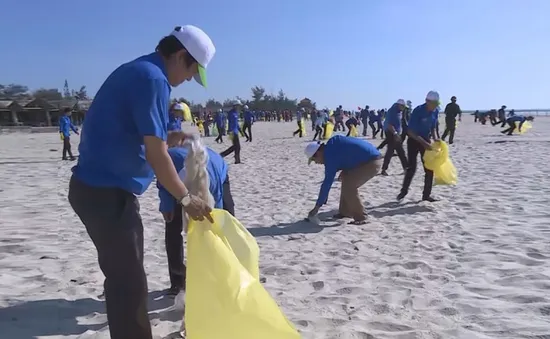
[59,115,78,137]
[157,147,228,212]
[167,114,182,131]
[317,135,381,206]
[72,52,171,195]
[383,103,402,133]
[368,111,379,122]
[244,110,254,123]
[508,115,525,123]
[227,109,239,133]
[407,104,437,140]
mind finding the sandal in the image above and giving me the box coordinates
[349,220,367,225]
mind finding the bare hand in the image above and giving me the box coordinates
[183,195,214,222]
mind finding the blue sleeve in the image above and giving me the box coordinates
[130,77,170,141]
[59,118,65,132]
[316,164,338,206]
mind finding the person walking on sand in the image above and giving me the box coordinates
[242,105,254,142]
[59,107,79,161]
[68,25,215,339]
[158,145,235,296]
[360,105,370,136]
[214,109,224,143]
[293,108,305,138]
[220,100,242,164]
[380,99,408,176]
[306,135,382,225]
[397,91,440,202]
[441,96,462,144]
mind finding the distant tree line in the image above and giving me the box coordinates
[2,82,316,112]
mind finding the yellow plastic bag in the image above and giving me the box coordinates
[300,118,307,136]
[197,121,205,136]
[186,209,300,339]
[423,140,457,186]
[59,132,64,140]
[323,122,334,140]
[182,102,192,122]
[350,125,359,137]
[514,121,532,134]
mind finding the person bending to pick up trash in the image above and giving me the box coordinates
[68,25,215,339]
[397,91,440,203]
[306,135,382,225]
[157,144,235,297]
[501,115,534,135]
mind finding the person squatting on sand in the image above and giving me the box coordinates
[68,25,215,339]
[345,114,359,136]
[306,135,382,225]
[379,99,408,176]
[242,104,255,142]
[441,96,462,144]
[501,115,534,135]
[397,91,440,203]
[158,143,235,296]
[59,107,79,161]
[220,100,242,164]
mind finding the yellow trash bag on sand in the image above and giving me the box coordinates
[423,140,457,186]
[300,118,307,136]
[514,121,532,134]
[350,125,359,137]
[323,122,334,140]
[185,209,301,339]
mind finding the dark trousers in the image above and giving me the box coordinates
[381,133,408,171]
[220,132,241,163]
[378,123,384,138]
[62,137,74,159]
[313,125,323,140]
[345,123,357,136]
[400,138,434,199]
[361,119,369,136]
[335,120,345,131]
[369,121,378,137]
[501,121,516,135]
[215,125,224,143]
[165,176,235,289]
[293,121,304,137]
[68,176,152,339]
[441,119,456,143]
[242,122,252,141]
[400,124,408,143]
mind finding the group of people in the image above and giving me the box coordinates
[473,106,534,135]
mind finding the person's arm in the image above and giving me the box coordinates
[407,109,432,149]
[131,77,212,221]
[518,119,525,132]
[70,122,79,134]
[457,105,462,121]
[316,166,337,207]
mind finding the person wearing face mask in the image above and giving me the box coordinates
[397,91,440,202]
[68,25,216,339]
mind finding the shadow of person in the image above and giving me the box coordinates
[368,204,433,218]
[247,212,341,238]
[0,291,179,339]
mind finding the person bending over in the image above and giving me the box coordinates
[380,99,408,176]
[501,115,534,135]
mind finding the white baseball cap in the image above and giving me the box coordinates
[243,104,249,109]
[396,99,406,106]
[305,142,322,164]
[170,25,216,88]
[426,91,440,102]
[173,103,184,111]
[234,100,242,106]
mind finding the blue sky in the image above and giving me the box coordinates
[1,0,548,110]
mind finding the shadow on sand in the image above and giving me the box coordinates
[0,290,177,339]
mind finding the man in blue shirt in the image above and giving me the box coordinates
[293,108,305,138]
[380,99,408,176]
[59,108,79,161]
[220,100,242,164]
[167,102,184,131]
[242,104,255,142]
[306,135,382,225]
[157,146,234,295]
[67,25,216,339]
[501,115,534,135]
[397,91,439,202]
[214,108,224,143]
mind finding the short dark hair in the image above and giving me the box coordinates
[63,107,71,113]
[156,27,198,67]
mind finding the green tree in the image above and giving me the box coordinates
[63,80,71,98]
[33,88,63,101]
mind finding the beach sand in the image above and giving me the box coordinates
[1,117,550,339]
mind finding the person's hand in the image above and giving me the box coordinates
[308,206,320,218]
[162,211,174,223]
[425,142,433,151]
[183,195,214,222]
[167,131,197,147]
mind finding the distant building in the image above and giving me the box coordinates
[0,98,91,126]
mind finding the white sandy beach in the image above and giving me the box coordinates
[1,117,550,339]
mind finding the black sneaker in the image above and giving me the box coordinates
[397,191,407,201]
[380,170,389,176]
[165,285,182,297]
[422,196,439,202]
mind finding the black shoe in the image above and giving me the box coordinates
[69,157,76,161]
[397,191,407,201]
[62,157,68,161]
[422,196,439,202]
[165,285,182,297]
[380,170,389,176]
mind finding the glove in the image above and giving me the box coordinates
[59,132,64,140]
